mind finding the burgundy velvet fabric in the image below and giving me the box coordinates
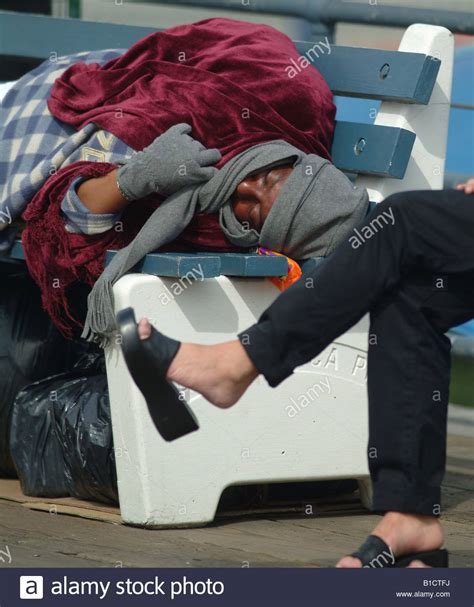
[24,18,335,336]
[48,18,335,161]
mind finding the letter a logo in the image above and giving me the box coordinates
[20,576,44,599]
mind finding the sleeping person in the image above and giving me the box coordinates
[0,18,368,342]
[72,134,295,235]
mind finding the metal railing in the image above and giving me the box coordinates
[148,0,474,35]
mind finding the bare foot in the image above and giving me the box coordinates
[336,511,443,568]
[138,318,259,408]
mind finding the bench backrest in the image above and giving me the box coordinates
[0,11,452,278]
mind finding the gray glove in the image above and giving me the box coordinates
[116,123,222,200]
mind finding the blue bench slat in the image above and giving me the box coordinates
[106,251,289,278]
[6,243,291,278]
[331,122,416,178]
[6,240,347,279]
[296,42,440,105]
[199,252,288,276]
[105,250,221,278]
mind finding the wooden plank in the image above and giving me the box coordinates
[9,243,297,279]
[201,253,288,277]
[105,251,290,278]
[332,122,415,178]
[105,250,221,278]
[0,430,471,568]
[296,42,440,104]
[0,459,472,567]
[138,252,220,278]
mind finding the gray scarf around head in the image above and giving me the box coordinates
[259,153,369,259]
[81,140,368,344]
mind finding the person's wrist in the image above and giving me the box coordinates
[116,163,141,202]
[116,175,135,203]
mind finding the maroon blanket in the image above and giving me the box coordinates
[24,18,335,336]
[48,18,335,161]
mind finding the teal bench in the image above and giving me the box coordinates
[0,9,440,280]
[0,11,455,527]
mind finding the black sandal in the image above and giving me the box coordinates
[116,307,199,442]
[349,535,449,568]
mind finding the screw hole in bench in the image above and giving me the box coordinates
[354,138,366,156]
[379,63,390,79]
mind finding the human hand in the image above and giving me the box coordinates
[455,177,474,195]
[116,123,221,200]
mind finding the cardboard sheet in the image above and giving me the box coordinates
[0,479,122,524]
[0,479,362,527]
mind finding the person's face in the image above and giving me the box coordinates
[231,164,294,231]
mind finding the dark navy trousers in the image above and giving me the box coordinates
[241,189,474,515]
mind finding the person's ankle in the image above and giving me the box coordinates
[376,511,443,556]
[228,340,258,381]
[166,342,197,382]
[166,340,259,408]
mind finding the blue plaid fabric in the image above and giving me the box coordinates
[62,176,125,235]
[0,47,136,249]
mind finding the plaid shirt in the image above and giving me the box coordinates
[0,47,136,248]
[61,176,124,236]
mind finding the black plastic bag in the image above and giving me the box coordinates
[0,263,86,476]
[10,352,118,504]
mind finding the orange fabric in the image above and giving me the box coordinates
[257,247,302,291]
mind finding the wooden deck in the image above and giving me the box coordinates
[0,406,472,569]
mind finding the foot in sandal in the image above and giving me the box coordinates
[136,316,259,409]
[336,511,447,568]
[117,310,257,441]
